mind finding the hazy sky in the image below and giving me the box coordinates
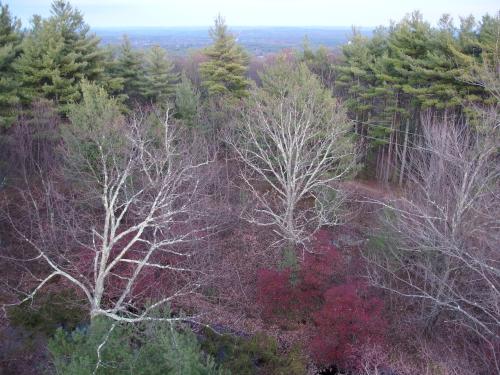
[6,0,499,28]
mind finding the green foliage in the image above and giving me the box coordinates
[14,1,106,113]
[0,3,22,127]
[63,81,124,183]
[113,35,146,105]
[256,58,354,167]
[259,60,315,104]
[201,329,306,375]
[98,45,126,102]
[8,290,87,336]
[258,59,338,116]
[144,45,179,105]
[200,15,250,99]
[48,317,224,375]
[336,11,498,125]
[67,80,123,131]
[334,11,500,181]
[300,39,336,88]
[175,72,200,127]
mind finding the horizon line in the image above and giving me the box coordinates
[90,25,375,29]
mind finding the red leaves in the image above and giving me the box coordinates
[299,230,343,308]
[256,268,296,318]
[256,229,344,318]
[310,284,386,367]
[256,229,386,368]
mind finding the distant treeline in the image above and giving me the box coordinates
[94,26,372,55]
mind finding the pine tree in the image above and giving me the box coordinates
[143,45,178,105]
[476,12,500,105]
[14,0,106,112]
[113,35,146,105]
[49,318,224,375]
[300,43,336,88]
[200,15,250,99]
[175,72,199,127]
[0,3,22,127]
[99,45,126,102]
[335,28,378,121]
[15,16,77,108]
[478,12,500,56]
[50,0,104,82]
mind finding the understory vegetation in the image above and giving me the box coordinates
[0,1,498,374]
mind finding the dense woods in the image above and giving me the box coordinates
[0,1,498,374]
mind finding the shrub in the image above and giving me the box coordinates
[8,289,87,336]
[256,229,343,319]
[48,317,224,375]
[256,229,387,369]
[200,329,307,375]
[310,283,386,368]
[256,268,297,319]
[298,230,343,309]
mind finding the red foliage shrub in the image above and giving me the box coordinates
[256,229,345,318]
[298,230,343,309]
[310,283,386,368]
[256,229,387,369]
[256,268,297,318]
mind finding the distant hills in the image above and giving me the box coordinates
[93,26,373,55]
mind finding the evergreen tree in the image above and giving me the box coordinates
[335,28,379,121]
[458,15,482,57]
[478,12,500,57]
[14,0,106,112]
[50,0,104,82]
[113,35,146,105]
[99,45,126,103]
[143,45,178,105]
[476,12,500,106]
[15,16,78,108]
[300,44,336,88]
[175,72,199,127]
[335,11,497,183]
[200,14,250,99]
[49,317,225,375]
[0,3,22,127]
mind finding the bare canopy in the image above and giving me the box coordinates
[232,61,357,248]
[2,83,211,324]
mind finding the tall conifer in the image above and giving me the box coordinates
[144,45,178,105]
[114,36,146,105]
[0,3,22,127]
[200,15,250,99]
[14,0,106,112]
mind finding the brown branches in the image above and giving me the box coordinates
[231,62,358,248]
[365,109,500,371]
[2,94,213,325]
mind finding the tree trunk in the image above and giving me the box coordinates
[399,118,410,186]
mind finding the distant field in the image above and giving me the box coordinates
[93,26,373,55]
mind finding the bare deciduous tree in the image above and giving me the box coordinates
[365,109,500,371]
[1,84,211,325]
[231,62,357,248]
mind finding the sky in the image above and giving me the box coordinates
[6,0,499,28]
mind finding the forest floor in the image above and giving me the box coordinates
[0,178,400,375]
[341,179,400,201]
